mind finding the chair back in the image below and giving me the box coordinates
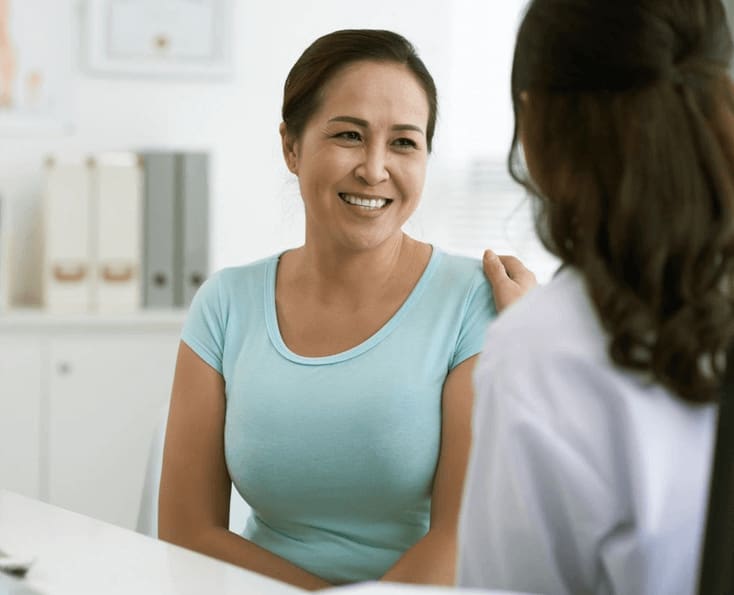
[697,349,734,594]
[137,404,251,537]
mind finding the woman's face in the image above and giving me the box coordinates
[282,60,430,253]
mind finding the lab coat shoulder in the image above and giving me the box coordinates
[462,267,715,595]
[462,268,641,594]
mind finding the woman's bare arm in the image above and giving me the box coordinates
[380,355,478,585]
[158,341,331,591]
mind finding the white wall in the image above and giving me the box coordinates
[0,0,540,306]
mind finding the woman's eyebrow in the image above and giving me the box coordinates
[392,123,425,135]
[328,115,368,127]
[328,115,424,135]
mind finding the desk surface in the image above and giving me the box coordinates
[0,490,302,595]
[0,490,531,595]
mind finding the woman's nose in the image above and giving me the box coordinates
[354,146,390,186]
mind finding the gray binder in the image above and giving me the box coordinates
[142,153,177,308]
[177,153,209,307]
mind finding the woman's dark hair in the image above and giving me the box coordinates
[282,29,438,152]
[509,0,734,402]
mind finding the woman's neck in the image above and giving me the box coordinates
[280,234,430,307]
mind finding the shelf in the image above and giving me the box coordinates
[0,308,187,332]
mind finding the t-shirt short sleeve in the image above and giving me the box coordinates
[181,272,227,374]
[450,270,496,370]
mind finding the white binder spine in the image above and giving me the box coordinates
[42,157,94,313]
[93,153,143,313]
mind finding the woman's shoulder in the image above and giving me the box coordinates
[431,248,488,289]
[482,266,609,375]
[479,267,673,418]
[494,266,595,336]
[190,253,279,313]
[212,253,278,281]
[435,248,482,272]
[204,253,279,291]
[427,249,495,319]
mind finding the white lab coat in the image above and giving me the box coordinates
[458,267,716,595]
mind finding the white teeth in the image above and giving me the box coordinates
[340,194,387,209]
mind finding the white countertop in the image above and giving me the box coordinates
[0,490,533,595]
[0,490,302,595]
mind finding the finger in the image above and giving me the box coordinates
[483,250,521,313]
[483,249,512,282]
[497,254,537,285]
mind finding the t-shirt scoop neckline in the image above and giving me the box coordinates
[263,246,442,366]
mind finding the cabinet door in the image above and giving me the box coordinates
[48,333,179,529]
[0,337,42,498]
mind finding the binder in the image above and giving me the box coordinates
[93,153,143,313]
[141,152,177,308]
[43,158,93,313]
[177,152,209,307]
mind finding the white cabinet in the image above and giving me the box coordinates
[0,337,42,499]
[0,311,183,530]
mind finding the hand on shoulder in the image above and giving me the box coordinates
[482,249,537,313]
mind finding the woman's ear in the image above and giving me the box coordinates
[280,122,299,174]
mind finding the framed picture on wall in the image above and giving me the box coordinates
[0,0,74,135]
[84,0,233,79]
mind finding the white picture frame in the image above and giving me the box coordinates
[0,0,74,135]
[84,0,233,79]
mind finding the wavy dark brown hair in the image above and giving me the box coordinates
[510,0,734,402]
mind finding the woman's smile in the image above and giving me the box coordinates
[338,192,392,212]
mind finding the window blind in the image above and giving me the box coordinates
[411,159,560,283]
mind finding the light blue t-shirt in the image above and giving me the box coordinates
[181,247,495,584]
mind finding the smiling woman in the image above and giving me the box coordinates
[158,29,496,590]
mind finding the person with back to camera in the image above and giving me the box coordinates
[457,0,734,594]
[158,29,497,590]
